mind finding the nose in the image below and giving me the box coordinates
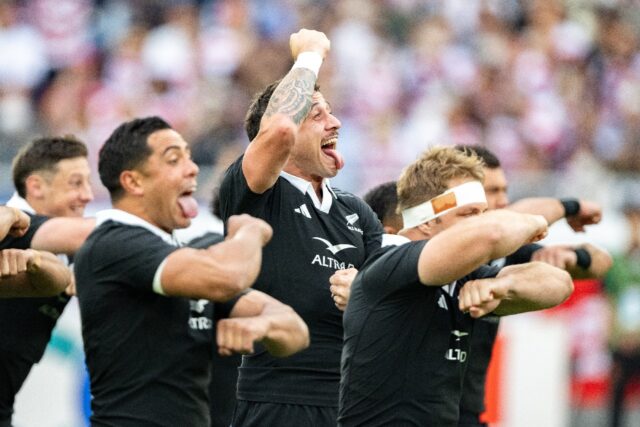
[328,112,341,130]
[80,182,94,203]
[186,158,199,177]
[496,192,509,209]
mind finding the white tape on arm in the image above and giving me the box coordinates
[291,51,323,77]
[152,258,168,296]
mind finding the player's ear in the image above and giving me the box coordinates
[416,222,434,239]
[120,170,145,197]
[25,174,47,200]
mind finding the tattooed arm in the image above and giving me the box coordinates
[242,29,331,194]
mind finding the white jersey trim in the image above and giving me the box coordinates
[279,171,334,213]
[6,192,36,214]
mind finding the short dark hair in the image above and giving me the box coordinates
[363,181,399,225]
[454,144,501,168]
[99,116,172,201]
[12,136,88,198]
[210,186,221,218]
[244,79,320,142]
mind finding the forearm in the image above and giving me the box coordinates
[492,262,573,316]
[418,211,546,285]
[264,68,317,125]
[0,251,71,297]
[480,210,547,260]
[261,303,310,357]
[162,232,264,300]
[508,197,565,225]
[570,243,613,279]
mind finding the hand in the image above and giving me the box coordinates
[290,29,330,60]
[531,246,577,270]
[528,214,549,243]
[226,214,273,246]
[65,273,76,296]
[567,200,602,232]
[0,207,30,239]
[0,248,39,277]
[216,316,270,356]
[458,277,510,318]
[329,268,357,311]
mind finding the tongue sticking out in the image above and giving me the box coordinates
[322,148,345,170]
[178,195,199,219]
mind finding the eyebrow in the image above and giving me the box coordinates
[162,145,184,156]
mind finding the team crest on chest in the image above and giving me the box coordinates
[345,213,363,234]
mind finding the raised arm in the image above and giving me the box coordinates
[31,217,96,255]
[459,261,573,317]
[0,206,30,240]
[418,210,548,286]
[0,249,72,297]
[216,290,309,357]
[508,197,601,230]
[531,242,613,279]
[242,29,331,193]
[160,214,273,301]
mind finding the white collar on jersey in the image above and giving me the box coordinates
[279,171,336,213]
[6,192,36,214]
[95,208,180,246]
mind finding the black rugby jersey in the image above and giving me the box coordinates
[459,243,543,421]
[0,213,70,423]
[219,156,383,406]
[339,240,499,426]
[76,212,238,427]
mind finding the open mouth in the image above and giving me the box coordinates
[321,137,344,170]
[321,137,337,150]
[177,189,198,219]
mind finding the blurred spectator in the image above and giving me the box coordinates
[604,189,640,427]
[0,0,638,210]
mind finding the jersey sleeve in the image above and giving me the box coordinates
[359,240,428,300]
[0,213,48,250]
[84,224,178,293]
[213,289,251,321]
[503,243,543,266]
[187,232,225,249]
[219,155,272,221]
[469,264,501,280]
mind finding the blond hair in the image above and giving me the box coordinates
[397,146,485,212]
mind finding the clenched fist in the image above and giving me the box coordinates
[290,29,330,60]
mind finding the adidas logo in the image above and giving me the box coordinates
[294,204,311,219]
[438,294,448,310]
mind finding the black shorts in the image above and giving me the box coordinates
[232,400,337,427]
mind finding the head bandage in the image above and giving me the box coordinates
[401,181,487,229]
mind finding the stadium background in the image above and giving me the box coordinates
[1,0,640,425]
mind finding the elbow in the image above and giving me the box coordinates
[202,270,255,302]
[558,269,574,304]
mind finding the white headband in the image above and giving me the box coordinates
[401,181,487,229]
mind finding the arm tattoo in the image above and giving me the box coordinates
[264,68,316,125]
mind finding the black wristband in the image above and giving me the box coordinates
[574,248,592,270]
[560,198,580,217]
